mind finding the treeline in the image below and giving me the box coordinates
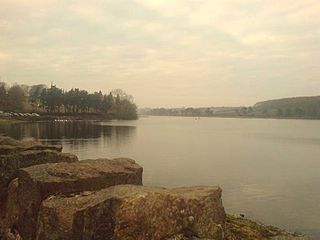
[140,95,320,119]
[139,107,243,117]
[0,82,138,120]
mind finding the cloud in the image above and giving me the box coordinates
[0,0,319,107]
[0,52,9,60]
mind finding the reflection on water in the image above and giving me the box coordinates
[0,120,136,149]
[1,117,320,239]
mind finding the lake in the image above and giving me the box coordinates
[1,116,319,238]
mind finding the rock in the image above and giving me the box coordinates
[0,150,78,203]
[0,145,17,155]
[166,236,214,240]
[2,158,143,240]
[270,237,309,240]
[0,150,78,187]
[224,215,309,240]
[0,150,78,238]
[0,137,23,147]
[36,185,225,240]
[0,136,42,149]
[24,144,63,152]
[1,179,22,240]
[0,144,63,155]
[0,136,62,155]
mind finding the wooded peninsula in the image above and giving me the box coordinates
[0,82,138,120]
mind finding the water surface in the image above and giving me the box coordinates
[1,116,319,238]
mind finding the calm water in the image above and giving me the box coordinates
[1,116,320,238]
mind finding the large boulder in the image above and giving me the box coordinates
[2,158,143,240]
[0,150,78,234]
[0,150,78,189]
[36,185,225,240]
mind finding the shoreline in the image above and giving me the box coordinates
[0,113,137,124]
[2,113,320,126]
[139,114,320,121]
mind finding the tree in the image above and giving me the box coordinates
[116,99,138,120]
[40,85,63,113]
[295,108,305,117]
[205,108,213,116]
[285,108,291,117]
[29,84,46,111]
[7,85,26,111]
[90,91,103,113]
[78,90,89,113]
[240,107,248,115]
[101,93,114,114]
[111,89,133,102]
[277,109,283,116]
[0,84,7,110]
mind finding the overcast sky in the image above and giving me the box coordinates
[0,0,319,107]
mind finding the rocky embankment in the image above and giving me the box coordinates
[0,136,308,240]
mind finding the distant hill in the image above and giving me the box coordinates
[254,96,320,118]
[255,96,320,109]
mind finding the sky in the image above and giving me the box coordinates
[0,0,319,108]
